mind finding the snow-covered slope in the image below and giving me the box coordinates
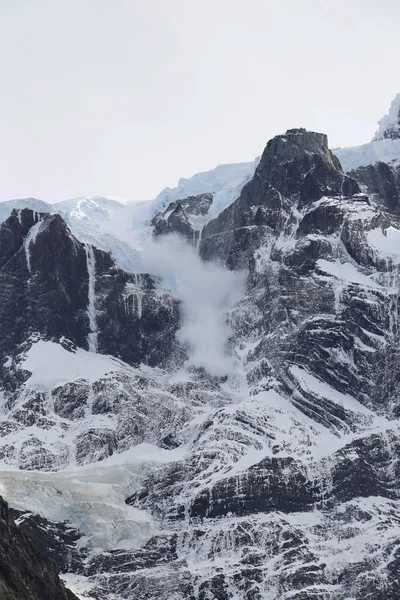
[53,196,147,272]
[334,94,400,171]
[154,158,259,221]
[333,137,400,172]
[373,92,400,141]
[53,161,259,267]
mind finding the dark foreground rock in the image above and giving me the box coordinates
[0,495,78,600]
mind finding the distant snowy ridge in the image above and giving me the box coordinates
[0,161,258,273]
[333,137,400,172]
[0,197,52,224]
[334,93,400,171]
[372,92,400,141]
[154,158,259,221]
[3,95,400,272]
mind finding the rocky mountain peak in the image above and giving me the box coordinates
[264,128,335,167]
[200,129,360,268]
[3,209,76,269]
[256,127,351,198]
[372,93,400,141]
[10,206,44,233]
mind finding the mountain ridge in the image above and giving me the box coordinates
[2,96,400,265]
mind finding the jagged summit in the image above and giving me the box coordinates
[200,128,360,267]
[372,93,400,141]
[266,128,337,167]
[255,128,358,203]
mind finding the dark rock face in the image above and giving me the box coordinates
[0,209,182,377]
[0,210,88,366]
[0,495,78,600]
[95,268,182,368]
[53,380,89,420]
[134,431,400,520]
[200,129,359,268]
[85,535,178,577]
[10,510,84,574]
[152,192,213,244]
[75,427,118,465]
[121,429,400,600]
[349,160,400,213]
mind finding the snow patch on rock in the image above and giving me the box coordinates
[22,341,129,390]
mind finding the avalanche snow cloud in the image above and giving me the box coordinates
[143,234,246,376]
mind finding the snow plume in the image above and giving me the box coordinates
[143,235,246,377]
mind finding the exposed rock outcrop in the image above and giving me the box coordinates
[0,209,182,377]
[0,495,78,600]
[200,128,360,268]
[349,160,400,213]
[373,93,400,141]
[152,192,213,245]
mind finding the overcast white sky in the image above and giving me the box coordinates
[0,0,399,203]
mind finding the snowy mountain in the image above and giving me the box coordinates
[2,123,400,599]
[2,103,400,599]
[2,96,400,270]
